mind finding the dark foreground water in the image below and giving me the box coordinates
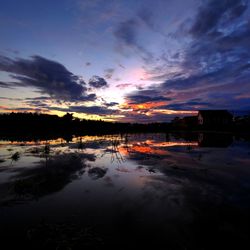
[0,133,250,249]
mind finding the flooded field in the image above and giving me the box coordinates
[1,133,250,249]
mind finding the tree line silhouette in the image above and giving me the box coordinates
[0,112,169,140]
[0,112,249,141]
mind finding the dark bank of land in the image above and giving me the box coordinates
[0,111,250,141]
[0,112,168,140]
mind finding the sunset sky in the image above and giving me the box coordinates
[0,0,250,122]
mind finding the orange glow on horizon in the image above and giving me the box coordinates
[144,140,198,147]
[122,101,168,111]
[154,109,197,115]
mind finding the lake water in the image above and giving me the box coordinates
[0,133,250,249]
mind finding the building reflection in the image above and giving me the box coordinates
[198,132,233,147]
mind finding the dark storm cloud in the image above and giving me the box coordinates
[173,14,250,91]
[50,105,116,116]
[127,94,172,104]
[88,75,108,88]
[22,94,97,112]
[104,102,119,107]
[159,101,214,111]
[125,88,172,106]
[189,0,247,37]
[24,100,49,107]
[25,96,50,101]
[0,55,91,102]
[0,81,12,88]
[184,20,250,74]
[0,106,47,112]
[16,107,44,111]
[69,105,114,115]
[79,93,97,101]
[23,96,52,108]
[125,0,250,112]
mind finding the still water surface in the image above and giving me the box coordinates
[0,133,250,249]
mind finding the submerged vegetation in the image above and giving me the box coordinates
[10,152,20,163]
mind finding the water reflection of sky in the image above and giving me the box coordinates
[1,133,250,249]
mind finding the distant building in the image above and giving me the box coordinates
[183,116,198,127]
[198,110,233,127]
